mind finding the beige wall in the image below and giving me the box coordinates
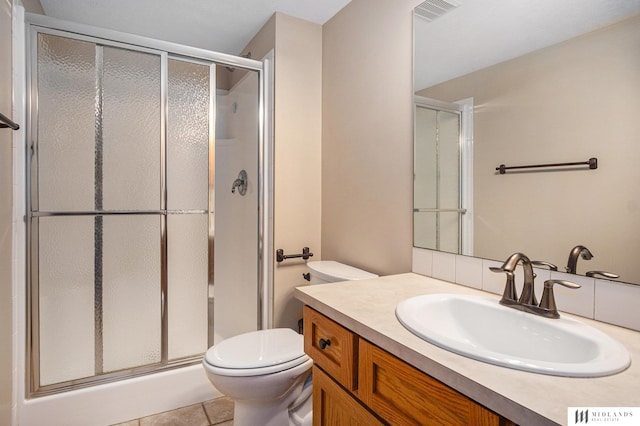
[245,13,322,329]
[22,0,42,14]
[0,0,13,423]
[321,0,421,276]
[418,15,640,281]
[272,14,322,329]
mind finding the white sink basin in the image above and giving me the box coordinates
[396,293,631,377]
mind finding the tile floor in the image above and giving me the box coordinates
[112,396,234,426]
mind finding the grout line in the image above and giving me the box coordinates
[201,402,213,425]
[113,399,233,426]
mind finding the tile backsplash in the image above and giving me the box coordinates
[412,247,640,332]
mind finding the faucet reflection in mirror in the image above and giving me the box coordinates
[413,3,640,285]
[491,252,580,319]
[566,245,620,280]
[566,245,594,274]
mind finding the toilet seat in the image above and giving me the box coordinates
[204,355,310,377]
[204,328,309,377]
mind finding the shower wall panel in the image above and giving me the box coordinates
[213,71,259,343]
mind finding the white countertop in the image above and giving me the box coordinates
[294,273,640,426]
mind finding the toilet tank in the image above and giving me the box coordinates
[306,261,378,285]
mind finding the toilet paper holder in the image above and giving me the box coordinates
[276,247,314,263]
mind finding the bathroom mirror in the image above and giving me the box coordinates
[413,0,640,284]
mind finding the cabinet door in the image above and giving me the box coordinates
[359,339,505,426]
[312,366,385,426]
[304,306,358,391]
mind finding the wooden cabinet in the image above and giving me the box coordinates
[359,339,511,425]
[303,304,358,391]
[312,365,384,426]
[303,306,516,426]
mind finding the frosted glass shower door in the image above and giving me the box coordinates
[34,34,163,385]
[101,45,162,374]
[166,58,210,360]
[29,23,262,395]
[30,29,223,392]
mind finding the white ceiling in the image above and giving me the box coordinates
[39,0,353,55]
[37,0,640,90]
[415,0,640,90]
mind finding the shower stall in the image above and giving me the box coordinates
[23,12,270,409]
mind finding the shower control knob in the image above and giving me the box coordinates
[302,273,311,281]
[318,338,331,350]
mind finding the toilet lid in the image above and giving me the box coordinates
[205,328,305,369]
[307,260,378,282]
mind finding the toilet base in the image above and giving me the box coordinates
[289,392,312,426]
[234,400,293,426]
[233,375,312,426]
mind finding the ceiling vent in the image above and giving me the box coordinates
[415,0,460,22]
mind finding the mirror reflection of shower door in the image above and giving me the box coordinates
[29,30,217,393]
[414,104,463,253]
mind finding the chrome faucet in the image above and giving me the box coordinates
[491,252,581,318]
[565,245,593,274]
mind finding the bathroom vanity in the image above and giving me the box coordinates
[295,273,640,425]
[304,306,514,425]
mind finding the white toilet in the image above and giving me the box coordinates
[202,261,377,426]
[306,260,378,284]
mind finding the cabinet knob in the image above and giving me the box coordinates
[318,338,331,350]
